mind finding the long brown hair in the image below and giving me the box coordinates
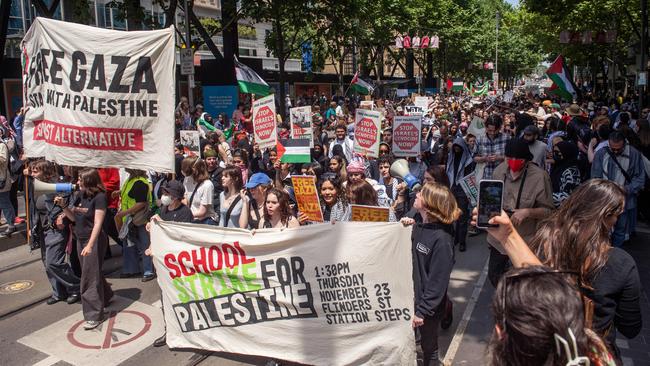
[263,188,292,225]
[181,156,209,183]
[79,168,106,196]
[346,180,377,206]
[418,182,461,224]
[529,179,625,287]
[222,166,243,192]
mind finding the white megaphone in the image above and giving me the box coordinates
[33,179,77,195]
[390,159,421,192]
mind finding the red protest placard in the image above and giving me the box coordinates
[291,175,323,222]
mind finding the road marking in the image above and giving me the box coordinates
[442,256,489,366]
[19,296,163,366]
[0,280,35,294]
[32,355,60,366]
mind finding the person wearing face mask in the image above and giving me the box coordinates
[485,138,553,287]
[592,131,646,247]
[550,141,581,207]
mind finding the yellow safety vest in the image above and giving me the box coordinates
[120,177,152,222]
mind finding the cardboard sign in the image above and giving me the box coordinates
[354,109,381,158]
[350,204,390,222]
[291,175,323,222]
[289,106,313,148]
[21,18,176,172]
[252,94,278,149]
[359,101,374,110]
[414,96,429,112]
[151,221,416,365]
[459,173,478,207]
[392,116,422,157]
[404,106,423,116]
[179,130,200,157]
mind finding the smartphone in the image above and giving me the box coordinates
[477,180,503,229]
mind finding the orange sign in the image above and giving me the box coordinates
[291,175,323,222]
[350,205,390,222]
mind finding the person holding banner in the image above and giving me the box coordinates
[181,157,218,226]
[218,166,245,228]
[400,182,459,366]
[56,169,113,330]
[258,188,299,229]
[345,181,396,222]
[239,172,272,229]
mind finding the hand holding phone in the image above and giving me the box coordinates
[476,180,503,229]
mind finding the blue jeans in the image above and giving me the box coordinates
[0,191,15,226]
[122,224,153,276]
[611,209,631,247]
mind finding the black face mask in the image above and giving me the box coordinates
[553,151,563,162]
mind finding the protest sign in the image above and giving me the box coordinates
[289,106,313,148]
[350,204,390,222]
[414,96,429,112]
[179,130,200,157]
[21,18,176,172]
[405,106,423,116]
[252,94,277,149]
[468,116,486,137]
[291,175,323,222]
[359,100,374,110]
[354,109,381,158]
[392,116,422,157]
[459,173,479,206]
[151,221,415,365]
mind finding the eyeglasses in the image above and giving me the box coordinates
[500,269,579,333]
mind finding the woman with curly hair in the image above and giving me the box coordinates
[259,188,299,229]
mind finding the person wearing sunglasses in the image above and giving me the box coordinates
[488,265,615,366]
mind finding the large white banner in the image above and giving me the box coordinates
[21,18,176,172]
[151,221,416,365]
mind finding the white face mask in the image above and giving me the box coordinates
[160,195,173,206]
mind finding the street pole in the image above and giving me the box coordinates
[640,0,648,110]
[184,0,194,107]
[495,11,499,91]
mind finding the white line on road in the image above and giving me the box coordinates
[32,355,60,366]
[442,256,489,366]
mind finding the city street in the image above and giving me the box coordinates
[1,220,648,366]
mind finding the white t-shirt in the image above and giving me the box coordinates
[183,176,216,220]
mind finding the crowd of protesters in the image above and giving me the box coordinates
[1,87,647,365]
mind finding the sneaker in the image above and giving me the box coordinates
[66,294,80,304]
[14,217,25,225]
[0,226,16,238]
[142,273,157,282]
[152,333,167,347]
[46,296,62,305]
[83,319,103,330]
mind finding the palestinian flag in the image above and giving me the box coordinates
[235,57,270,96]
[277,139,311,163]
[446,78,464,91]
[546,55,578,101]
[351,72,375,95]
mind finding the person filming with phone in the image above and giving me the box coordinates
[485,138,553,287]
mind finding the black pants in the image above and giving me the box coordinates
[78,234,113,321]
[488,247,511,287]
[417,313,442,366]
[41,233,80,299]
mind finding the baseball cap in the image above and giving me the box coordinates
[162,180,185,199]
[245,173,272,189]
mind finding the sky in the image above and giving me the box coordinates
[505,0,519,6]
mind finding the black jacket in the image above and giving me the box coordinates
[412,222,454,318]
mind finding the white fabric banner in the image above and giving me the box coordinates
[151,221,416,366]
[21,18,176,172]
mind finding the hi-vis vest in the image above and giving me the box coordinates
[120,177,152,222]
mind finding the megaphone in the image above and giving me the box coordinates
[390,159,421,192]
[33,179,77,195]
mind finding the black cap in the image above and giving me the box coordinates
[505,139,533,160]
[162,180,185,199]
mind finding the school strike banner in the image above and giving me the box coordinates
[289,106,313,148]
[21,18,175,172]
[252,94,277,149]
[151,221,415,365]
[354,109,381,158]
[392,116,422,157]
